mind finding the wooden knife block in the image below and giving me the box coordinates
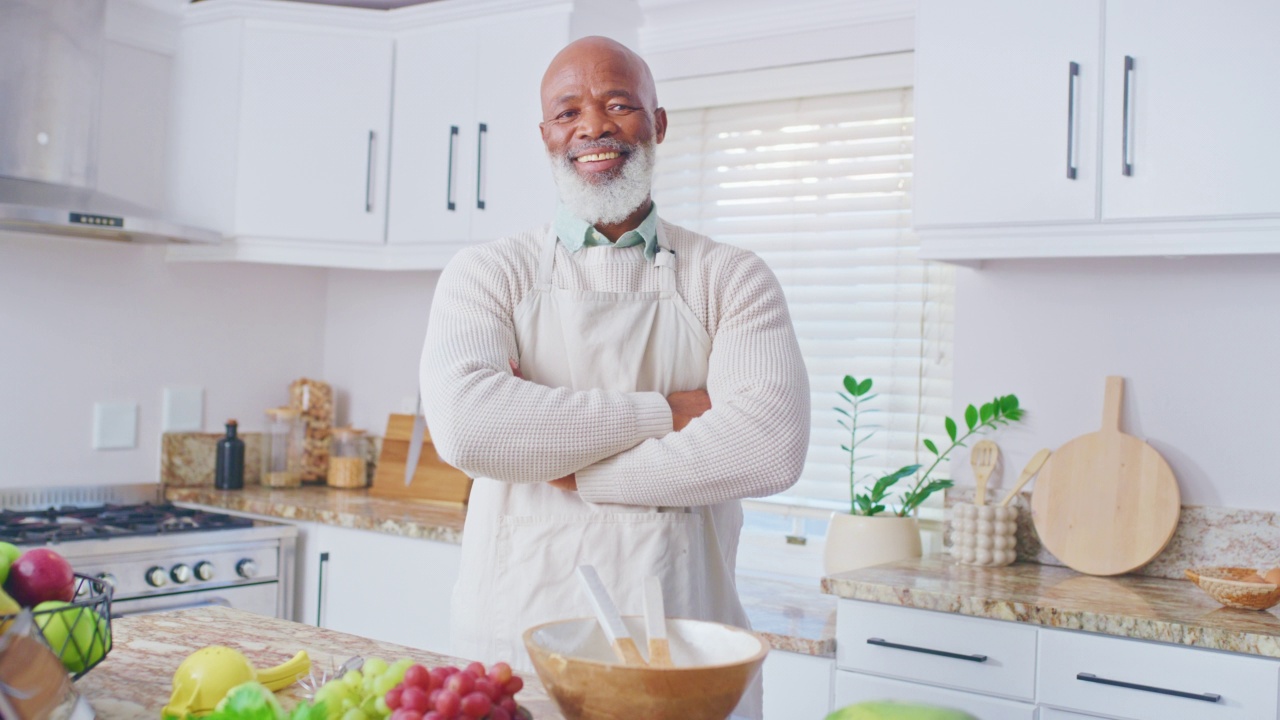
[370,414,472,505]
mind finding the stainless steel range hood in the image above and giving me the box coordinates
[0,0,220,245]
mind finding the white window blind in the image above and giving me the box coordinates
[653,88,955,511]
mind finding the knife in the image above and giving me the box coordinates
[404,395,425,487]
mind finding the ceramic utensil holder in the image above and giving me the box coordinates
[948,502,1017,566]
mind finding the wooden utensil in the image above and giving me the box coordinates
[970,440,999,505]
[998,448,1052,507]
[643,576,672,667]
[1031,376,1180,576]
[370,414,472,504]
[577,566,647,667]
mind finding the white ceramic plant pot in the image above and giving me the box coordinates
[823,513,923,576]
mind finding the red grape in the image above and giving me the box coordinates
[442,666,460,676]
[401,687,431,714]
[488,708,511,720]
[428,667,450,690]
[487,662,513,686]
[390,711,422,720]
[498,697,518,714]
[434,689,461,717]
[427,689,441,707]
[503,676,524,695]
[385,687,404,710]
[404,665,431,690]
[422,713,445,720]
[464,661,486,678]
[445,672,474,696]
[473,678,498,700]
[459,691,491,718]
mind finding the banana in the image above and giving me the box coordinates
[255,650,311,691]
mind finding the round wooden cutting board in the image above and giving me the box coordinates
[1031,376,1180,576]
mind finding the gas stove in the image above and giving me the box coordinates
[3,484,296,620]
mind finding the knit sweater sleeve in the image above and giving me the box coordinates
[574,249,811,507]
[420,241,673,483]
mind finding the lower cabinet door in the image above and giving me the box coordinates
[1040,709,1113,720]
[762,651,833,720]
[833,670,1037,720]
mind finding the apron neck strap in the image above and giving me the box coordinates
[539,220,677,292]
[537,226,559,288]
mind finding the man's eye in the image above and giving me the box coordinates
[609,105,637,112]
[556,110,578,121]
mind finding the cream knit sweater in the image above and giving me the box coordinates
[420,219,810,508]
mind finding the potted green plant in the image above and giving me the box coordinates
[824,375,1025,575]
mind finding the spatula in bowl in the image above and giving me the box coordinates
[643,576,672,667]
[577,565,647,666]
[970,439,1000,506]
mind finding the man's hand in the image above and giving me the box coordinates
[548,474,577,491]
[668,389,711,432]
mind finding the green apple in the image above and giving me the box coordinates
[826,702,978,720]
[34,600,110,673]
[0,542,20,585]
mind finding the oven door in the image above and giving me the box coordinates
[112,582,279,618]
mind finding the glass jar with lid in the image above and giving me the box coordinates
[262,407,303,488]
[327,427,368,489]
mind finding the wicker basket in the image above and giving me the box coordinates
[1185,566,1280,611]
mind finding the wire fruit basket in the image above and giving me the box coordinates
[1,573,113,680]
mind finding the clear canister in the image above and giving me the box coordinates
[262,407,303,488]
[326,427,368,489]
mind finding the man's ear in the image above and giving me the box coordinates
[654,107,668,145]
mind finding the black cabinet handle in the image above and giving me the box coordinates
[866,637,987,663]
[476,122,487,210]
[365,131,376,212]
[446,125,458,211]
[1077,672,1222,703]
[1066,61,1080,180]
[315,551,329,626]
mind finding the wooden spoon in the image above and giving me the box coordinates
[970,439,999,506]
[643,576,673,667]
[577,565,647,666]
[999,449,1052,507]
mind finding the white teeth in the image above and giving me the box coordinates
[575,152,621,163]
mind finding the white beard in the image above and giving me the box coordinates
[548,139,656,226]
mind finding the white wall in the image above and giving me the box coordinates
[952,254,1280,510]
[0,232,329,488]
[321,269,440,435]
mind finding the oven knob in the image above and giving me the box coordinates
[236,559,258,579]
[194,561,215,582]
[145,566,168,587]
[96,573,118,589]
[171,564,192,584]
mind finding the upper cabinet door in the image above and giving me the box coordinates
[913,0,1102,227]
[1101,0,1280,220]
[235,23,393,244]
[467,12,568,241]
[386,24,479,246]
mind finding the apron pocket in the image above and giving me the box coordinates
[491,511,708,667]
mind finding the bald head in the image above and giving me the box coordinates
[540,36,659,119]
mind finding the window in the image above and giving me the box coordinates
[653,87,955,520]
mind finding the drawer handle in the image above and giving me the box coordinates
[1076,672,1222,703]
[1121,55,1135,176]
[866,638,987,663]
[1066,61,1079,180]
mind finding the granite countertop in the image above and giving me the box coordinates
[76,606,563,720]
[822,555,1280,659]
[166,486,466,544]
[168,485,838,657]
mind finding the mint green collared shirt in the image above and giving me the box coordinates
[554,202,660,261]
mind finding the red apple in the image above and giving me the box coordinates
[5,548,75,607]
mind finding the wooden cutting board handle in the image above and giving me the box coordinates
[1102,375,1124,431]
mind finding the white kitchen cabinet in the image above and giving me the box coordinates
[168,9,393,245]
[833,671,1037,720]
[387,9,564,249]
[1099,0,1280,221]
[297,523,461,655]
[761,651,833,720]
[915,0,1280,260]
[913,0,1102,227]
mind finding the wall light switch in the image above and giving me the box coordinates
[93,401,138,450]
[163,386,204,432]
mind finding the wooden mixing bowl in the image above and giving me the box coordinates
[523,616,769,720]
[1186,567,1280,610]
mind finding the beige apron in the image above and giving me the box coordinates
[450,224,761,718]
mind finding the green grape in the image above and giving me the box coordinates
[372,673,399,696]
[342,670,364,688]
[363,658,389,677]
[340,709,368,720]
[373,698,389,717]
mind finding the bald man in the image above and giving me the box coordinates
[421,37,810,719]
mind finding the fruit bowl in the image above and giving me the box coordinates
[1,573,113,679]
[1186,567,1280,611]
[523,616,768,720]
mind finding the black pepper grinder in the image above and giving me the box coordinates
[215,419,245,490]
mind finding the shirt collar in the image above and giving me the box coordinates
[554,202,660,261]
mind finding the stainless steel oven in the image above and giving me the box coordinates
[1,484,296,619]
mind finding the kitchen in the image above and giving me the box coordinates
[3,0,1280,718]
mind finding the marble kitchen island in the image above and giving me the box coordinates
[76,606,563,720]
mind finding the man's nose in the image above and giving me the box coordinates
[575,106,620,140]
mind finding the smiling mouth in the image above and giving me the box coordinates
[575,151,623,163]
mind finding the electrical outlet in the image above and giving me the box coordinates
[93,401,138,449]
[163,386,204,431]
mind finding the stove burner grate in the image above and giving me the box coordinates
[0,502,254,544]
